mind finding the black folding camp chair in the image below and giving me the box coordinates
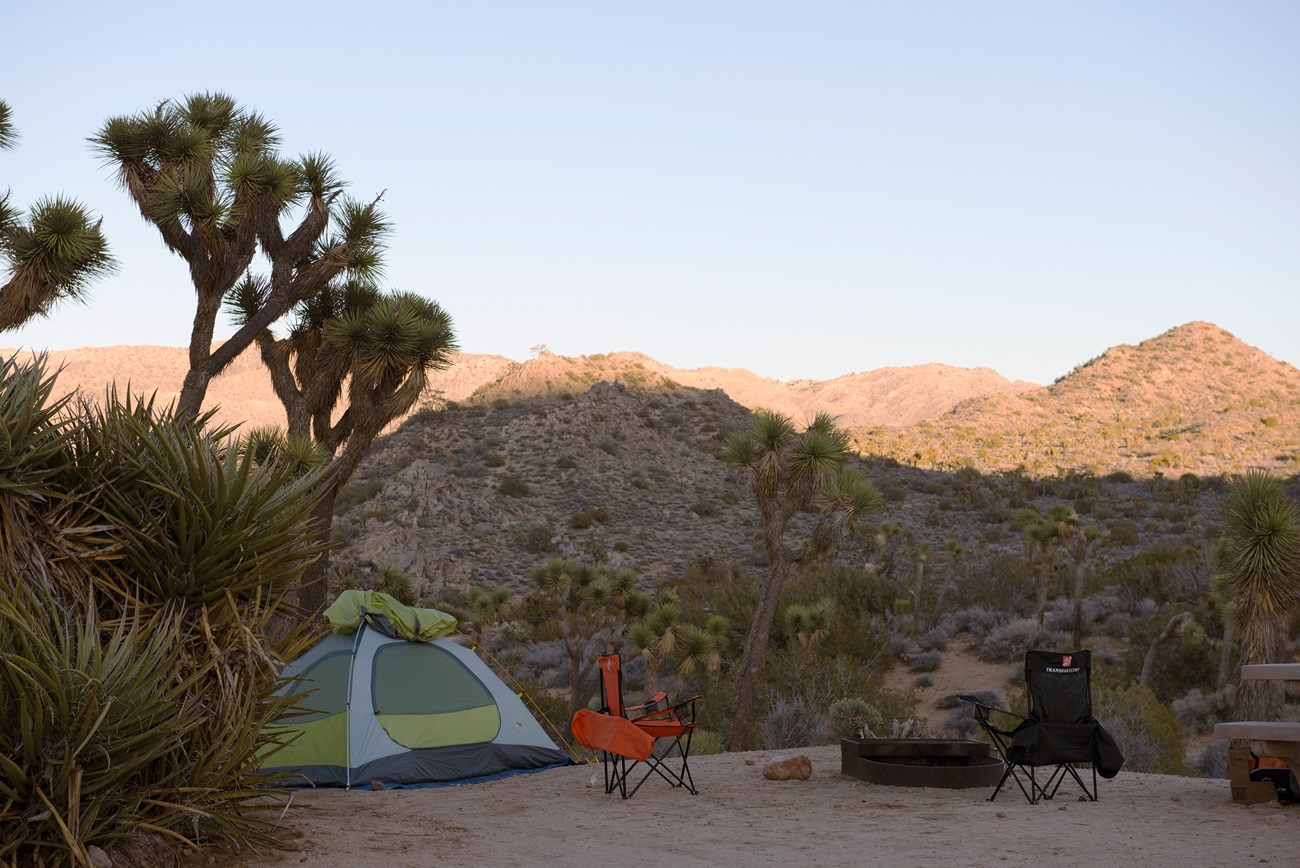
[961,649,1124,804]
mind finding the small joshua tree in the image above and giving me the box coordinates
[525,558,648,717]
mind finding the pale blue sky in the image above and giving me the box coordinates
[2,1,1296,384]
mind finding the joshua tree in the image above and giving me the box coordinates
[930,539,965,629]
[91,93,386,419]
[1,99,113,331]
[464,585,514,646]
[525,558,648,717]
[783,598,834,651]
[909,540,931,629]
[722,410,883,750]
[625,600,727,695]
[1218,471,1300,723]
[1053,507,1108,647]
[1024,510,1064,635]
[226,278,456,611]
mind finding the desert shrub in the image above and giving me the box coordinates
[377,563,416,605]
[908,651,943,673]
[690,729,725,756]
[915,626,950,652]
[1106,518,1140,546]
[0,358,323,862]
[523,639,570,674]
[1093,683,1189,775]
[484,453,506,467]
[1081,588,1127,626]
[957,554,1035,612]
[335,476,384,513]
[491,397,511,410]
[499,475,530,497]
[690,499,717,517]
[1101,612,1132,638]
[949,607,1009,635]
[829,698,884,739]
[570,507,610,529]
[914,675,934,688]
[1193,743,1229,779]
[523,524,554,554]
[881,484,907,503]
[759,695,829,749]
[613,540,630,553]
[1170,687,1233,734]
[941,690,1004,738]
[978,618,1041,663]
[556,455,578,470]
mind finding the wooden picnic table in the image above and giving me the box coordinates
[1214,664,1300,771]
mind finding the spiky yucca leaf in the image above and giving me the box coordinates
[0,99,15,150]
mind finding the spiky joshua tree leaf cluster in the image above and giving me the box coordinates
[0,99,114,332]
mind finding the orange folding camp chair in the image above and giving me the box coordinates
[573,653,700,798]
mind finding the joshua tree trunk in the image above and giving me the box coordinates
[726,554,791,751]
[1231,611,1286,723]
[1139,611,1191,688]
[1216,619,1233,692]
[1035,565,1050,635]
[296,487,339,614]
[1071,560,1088,648]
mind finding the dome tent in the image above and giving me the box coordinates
[263,590,570,788]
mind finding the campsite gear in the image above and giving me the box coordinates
[263,591,569,788]
[1250,767,1300,803]
[961,649,1124,804]
[570,653,700,798]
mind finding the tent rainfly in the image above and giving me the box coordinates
[263,590,570,788]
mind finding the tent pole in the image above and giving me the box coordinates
[344,624,365,790]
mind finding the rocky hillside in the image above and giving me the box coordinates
[472,351,1034,427]
[0,344,1030,433]
[858,322,1300,476]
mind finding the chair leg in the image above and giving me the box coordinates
[625,734,699,798]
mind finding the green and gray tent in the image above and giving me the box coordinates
[264,590,570,788]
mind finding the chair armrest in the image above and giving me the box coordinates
[958,695,1028,721]
[631,695,701,723]
[626,691,669,714]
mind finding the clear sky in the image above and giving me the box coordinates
[2,1,1296,384]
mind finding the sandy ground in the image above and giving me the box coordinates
[187,744,1297,868]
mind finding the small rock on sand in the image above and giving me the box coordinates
[763,755,812,781]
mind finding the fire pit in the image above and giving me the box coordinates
[840,738,1004,789]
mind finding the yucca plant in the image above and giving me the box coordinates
[1217,471,1300,723]
[0,355,327,865]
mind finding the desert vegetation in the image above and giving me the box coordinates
[329,363,1299,778]
[0,355,325,864]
